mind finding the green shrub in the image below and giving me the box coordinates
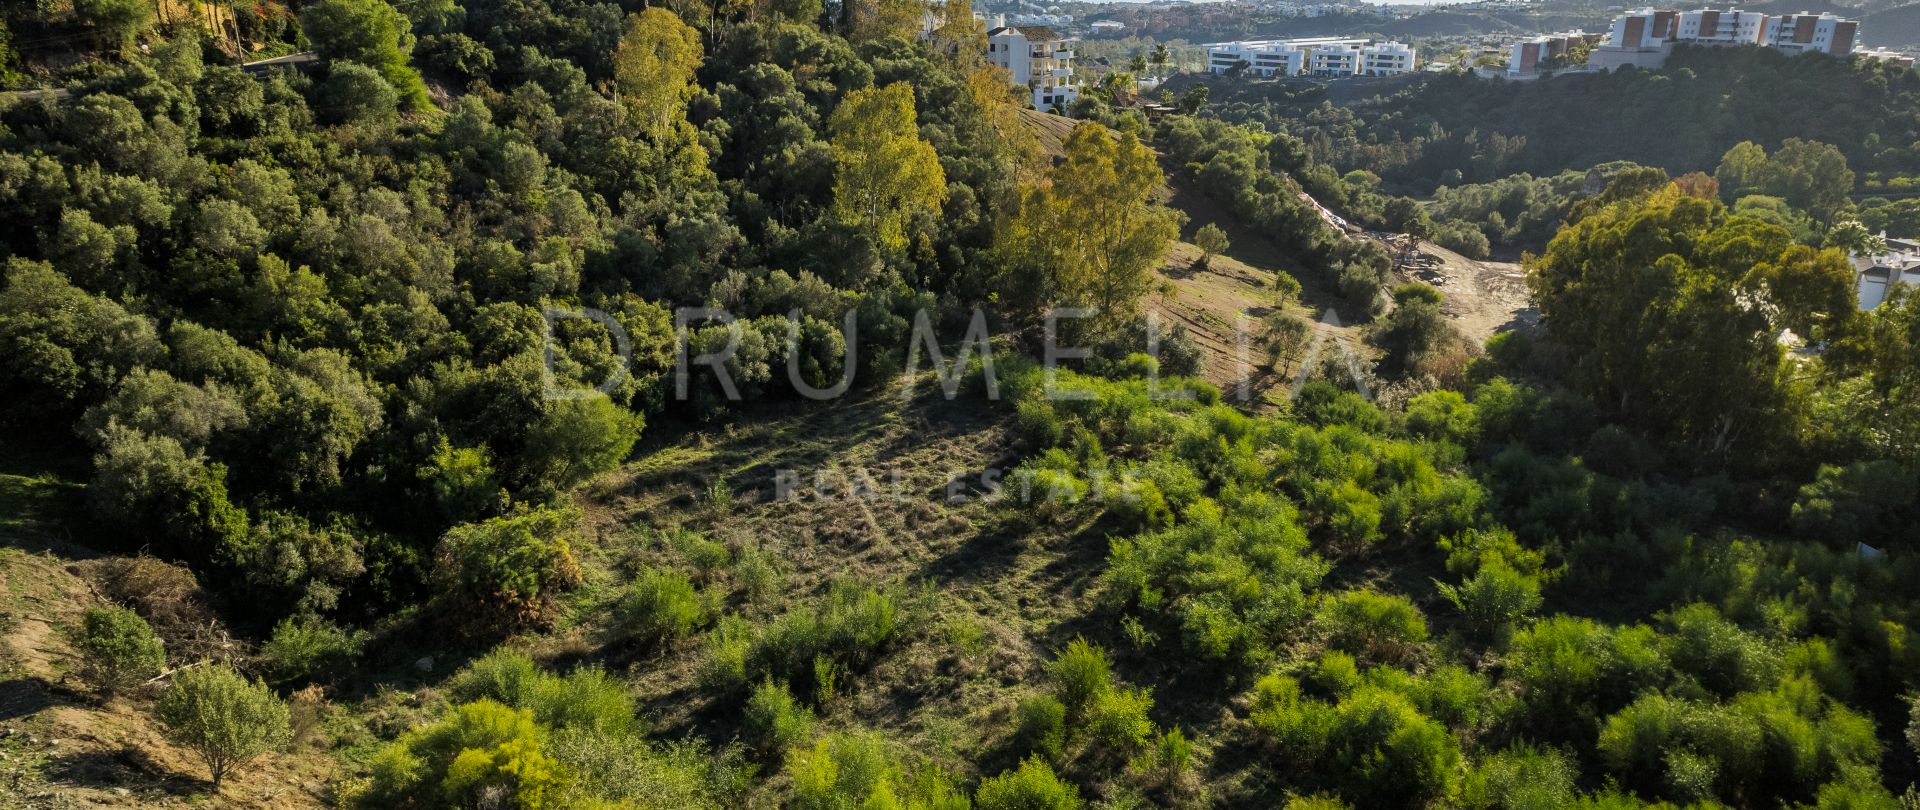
[545,730,748,810]
[1148,727,1194,785]
[450,648,543,706]
[1459,744,1579,810]
[975,757,1082,810]
[733,543,782,607]
[431,506,583,636]
[451,650,637,736]
[1318,590,1428,662]
[1048,637,1112,719]
[1310,651,1361,698]
[365,699,563,807]
[261,615,360,685]
[1016,396,1065,448]
[668,528,731,582]
[698,614,753,694]
[1789,460,1917,547]
[1325,688,1459,806]
[620,568,709,641]
[786,732,967,810]
[156,662,292,787]
[1017,694,1068,759]
[72,605,165,694]
[1089,686,1155,755]
[1433,219,1491,259]
[527,666,637,736]
[1435,559,1542,640]
[1660,603,1779,697]
[744,679,814,752]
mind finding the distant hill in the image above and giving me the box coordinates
[1864,2,1920,46]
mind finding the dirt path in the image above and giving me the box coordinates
[1387,240,1537,345]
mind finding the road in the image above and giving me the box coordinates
[2,51,318,102]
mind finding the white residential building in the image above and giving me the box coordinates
[1205,38,1416,78]
[1504,31,1605,77]
[1586,7,1860,72]
[1761,11,1859,56]
[1854,236,1920,311]
[1359,41,1416,75]
[988,24,1079,110]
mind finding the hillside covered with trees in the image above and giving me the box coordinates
[0,2,1918,809]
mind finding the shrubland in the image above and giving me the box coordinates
[0,1,1918,808]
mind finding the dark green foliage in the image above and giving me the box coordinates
[1790,461,1919,548]
[431,507,583,636]
[261,616,362,685]
[71,605,164,693]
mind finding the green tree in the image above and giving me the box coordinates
[301,0,431,112]
[1194,223,1230,268]
[1006,123,1180,323]
[71,605,165,694]
[1528,186,1854,462]
[613,9,704,137]
[828,83,948,254]
[156,663,293,788]
[74,0,156,49]
[1178,85,1209,115]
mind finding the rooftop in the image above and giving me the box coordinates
[989,25,1062,41]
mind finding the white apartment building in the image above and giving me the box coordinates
[1761,11,1859,56]
[1587,7,1860,72]
[987,24,1079,110]
[1205,38,1416,78]
[1504,31,1604,77]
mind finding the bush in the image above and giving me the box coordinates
[1089,686,1155,755]
[72,605,165,694]
[1048,637,1112,719]
[975,757,1082,810]
[1017,694,1067,759]
[1318,590,1428,663]
[732,544,782,607]
[431,506,583,636]
[620,569,709,641]
[699,614,753,694]
[1016,397,1065,448]
[156,663,293,787]
[1435,560,1542,640]
[1310,651,1362,698]
[1433,219,1491,259]
[528,666,638,737]
[365,699,563,807]
[744,679,814,753]
[667,528,732,582]
[1660,603,1779,697]
[261,615,360,685]
[1460,745,1579,809]
[450,650,638,736]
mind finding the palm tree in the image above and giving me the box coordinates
[1151,44,1170,79]
[1130,54,1147,74]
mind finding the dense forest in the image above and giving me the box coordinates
[0,1,1918,808]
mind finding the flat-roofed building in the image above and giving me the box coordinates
[1205,38,1416,78]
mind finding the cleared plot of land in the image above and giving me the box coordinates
[1392,241,1537,345]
